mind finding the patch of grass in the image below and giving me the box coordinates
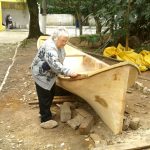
[79,34,100,44]
[80,47,88,51]
[19,38,37,48]
[135,42,150,53]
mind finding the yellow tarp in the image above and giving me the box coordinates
[0,1,5,31]
[103,43,150,71]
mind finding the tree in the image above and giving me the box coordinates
[26,0,42,38]
[83,0,101,34]
[129,0,150,41]
[101,0,150,43]
[34,0,149,43]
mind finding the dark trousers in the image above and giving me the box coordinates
[35,83,56,123]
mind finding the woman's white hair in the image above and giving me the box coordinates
[52,27,69,41]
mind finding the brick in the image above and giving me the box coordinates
[67,114,84,130]
[79,115,94,135]
[60,102,72,122]
[75,108,92,118]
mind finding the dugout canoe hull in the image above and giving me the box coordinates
[37,36,139,134]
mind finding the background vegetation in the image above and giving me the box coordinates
[28,0,150,51]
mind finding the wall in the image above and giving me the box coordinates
[88,15,96,26]
[39,14,75,26]
[1,2,29,28]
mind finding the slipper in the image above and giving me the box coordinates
[40,120,58,129]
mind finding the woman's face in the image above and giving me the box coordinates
[56,36,68,49]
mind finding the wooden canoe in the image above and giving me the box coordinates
[37,36,139,134]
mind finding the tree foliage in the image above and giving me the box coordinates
[129,0,150,41]
[27,0,149,42]
[46,0,149,42]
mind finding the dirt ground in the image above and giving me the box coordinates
[0,39,150,150]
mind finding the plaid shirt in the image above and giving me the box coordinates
[31,37,71,90]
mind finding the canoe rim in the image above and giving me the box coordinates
[59,61,140,80]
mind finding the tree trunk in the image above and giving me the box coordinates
[26,0,42,39]
[94,16,102,35]
[79,17,83,35]
[110,16,115,44]
[76,9,82,35]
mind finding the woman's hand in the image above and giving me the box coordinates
[69,72,78,78]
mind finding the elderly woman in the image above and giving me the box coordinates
[31,27,78,129]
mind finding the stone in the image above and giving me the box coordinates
[90,133,101,147]
[123,116,131,131]
[129,117,140,130]
[0,139,3,143]
[134,82,144,91]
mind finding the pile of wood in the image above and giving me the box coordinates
[28,96,76,105]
